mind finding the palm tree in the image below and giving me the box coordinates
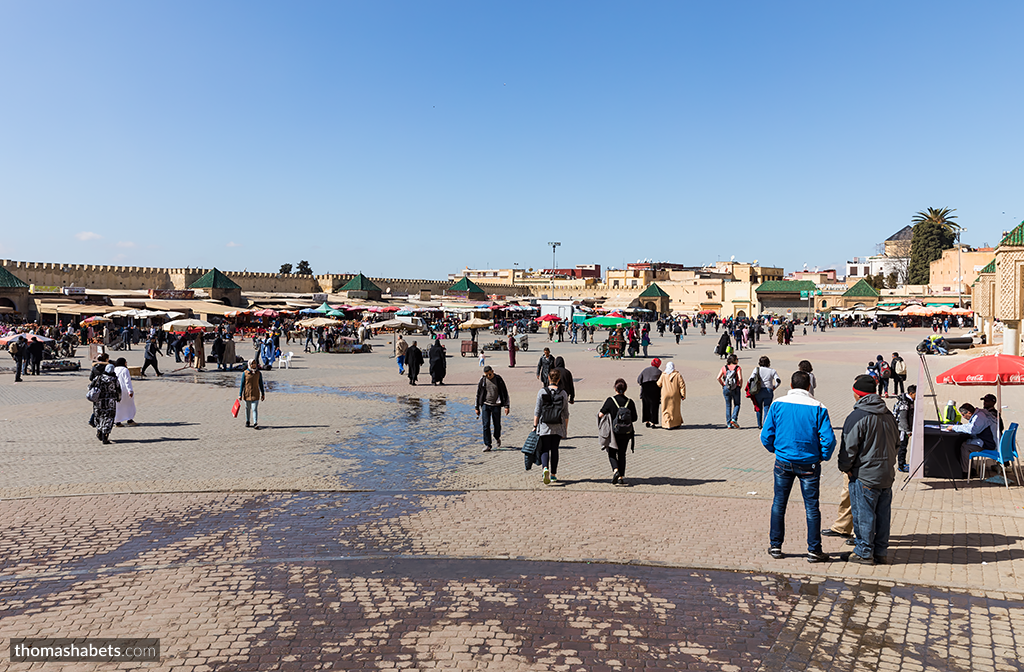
[912,207,960,237]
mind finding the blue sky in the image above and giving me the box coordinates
[2,2,1022,279]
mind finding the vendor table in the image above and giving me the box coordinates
[921,421,967,479]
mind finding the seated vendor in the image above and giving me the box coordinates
[980,393,1005,433]
[944,403,997,474]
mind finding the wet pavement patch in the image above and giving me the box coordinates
[320,391,481,490]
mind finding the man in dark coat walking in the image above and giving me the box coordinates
[406,340,424,385]
[637,358,662,428]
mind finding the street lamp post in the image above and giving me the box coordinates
[957,228,966,309]
[547,242,561,272]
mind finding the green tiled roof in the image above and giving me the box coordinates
[1000,221,1024,247]
[978,259,995,274]
[0,266,29,288]
[638,282,670,298]
[189,268,241,290]
[842,279,880,298]
[340,273,381,292]
[449,276,484,293]
[755,280,817,293]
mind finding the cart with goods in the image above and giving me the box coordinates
[482,339,506,351]
[461,340,478,357]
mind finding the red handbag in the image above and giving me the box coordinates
[231,399,241,418]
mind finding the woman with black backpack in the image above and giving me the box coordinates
[598,378,638,485]
[717,354,743,429]
[533,369,570,485]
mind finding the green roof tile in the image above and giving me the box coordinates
[1000,221,1024,247]
[638,282,670,298]
[340,273,381,293]
[978,259,996,274]
[842,279,880,298]
[755,280,817,293]
[449,276,485,294]
[189,268,241,290]
[0,266,29,289]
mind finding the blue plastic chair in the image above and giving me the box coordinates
[969,422,1021,487]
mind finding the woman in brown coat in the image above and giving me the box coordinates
[657,361,685,429]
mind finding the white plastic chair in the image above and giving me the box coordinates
[278,351,294,369]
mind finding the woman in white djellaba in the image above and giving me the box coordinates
[113,357,137,427]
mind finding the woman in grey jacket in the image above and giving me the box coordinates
[534,369,570,484]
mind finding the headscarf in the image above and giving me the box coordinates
[651,358,661,368]
[248,359,258,371]
[104,363,115,374]
[665,362,676,375]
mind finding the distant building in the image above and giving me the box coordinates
[928,246,994,297]
[539,264,601,279]
[845,258,872,280]
[884,225,914,257]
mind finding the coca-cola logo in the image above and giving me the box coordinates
[964,375,988,382]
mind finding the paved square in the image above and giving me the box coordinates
[2,326,1023,669]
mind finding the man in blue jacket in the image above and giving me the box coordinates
[761,370,837,563]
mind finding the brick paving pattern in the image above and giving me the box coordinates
[2,327,1024,669]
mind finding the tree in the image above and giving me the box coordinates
[885,271,898,289]
[907,208,959,285]
[295,260,313,275]
[279,263,293,274]
[884,238,913,286]
[866,273,886,291]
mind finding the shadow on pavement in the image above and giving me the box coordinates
[113,437,201,444]
[889,532,1024,565]
[566,477,727,487]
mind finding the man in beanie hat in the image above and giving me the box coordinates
[838,374,899,565]
[637,358,663,428]
[761,370,836,563]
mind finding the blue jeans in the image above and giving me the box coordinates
[397,354,405,374]
[849,479,892,559]
[770,459,822,553]
[723,387,741,424]
[754,388,774,428]
[481,404,502,448]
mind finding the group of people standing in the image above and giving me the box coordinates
[762,370,902,566]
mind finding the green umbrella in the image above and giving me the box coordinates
[584,316,637,327]
[314,302,334,314]
[327,309,348,318]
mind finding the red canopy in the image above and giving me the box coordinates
[935,354,1024,386]
[252,309,279,318]
[607,311,624,318]
[537,314,561,322]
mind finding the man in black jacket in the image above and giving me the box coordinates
[838,375,899,566]
[476,366,510,452]
[535,348,555,388]
[27,337,44,375]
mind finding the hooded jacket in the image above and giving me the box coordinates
[838,394,899,489]
[553,356,575,403]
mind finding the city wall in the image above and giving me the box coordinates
[0,259,524,298]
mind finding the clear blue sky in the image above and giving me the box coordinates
[2,2,1022,278]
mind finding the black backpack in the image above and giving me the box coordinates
[540,389,564,425]
[612,398,633,434]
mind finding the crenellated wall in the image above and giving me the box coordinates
[0,259,320,293]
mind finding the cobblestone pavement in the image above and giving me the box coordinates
[2,327,1024,669]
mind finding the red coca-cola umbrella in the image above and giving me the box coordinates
[935,353,1024,442]
[536,314,561,322]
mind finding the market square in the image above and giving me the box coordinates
[2,311,1024,669]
